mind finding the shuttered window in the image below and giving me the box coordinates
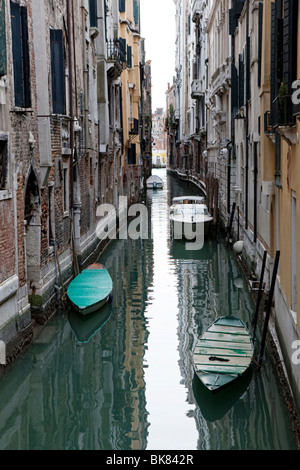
[127,45,132,69]
[246,36,251,101]
[10,1,31,108]
[231,63,239,112]
[0,0,6,77]
[119,0,125,12]
[89,0,98,28]
[0,138,8,190]
[50,29,65,115]
[283,0,298,92]
[133,0,139,25]
[128,144,136,165]
[238,54,244,108]
[258,3,263,87]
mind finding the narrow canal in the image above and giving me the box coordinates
[0,169,297,450]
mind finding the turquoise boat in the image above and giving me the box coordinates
[67,264,113,316]
[193,315,254,393]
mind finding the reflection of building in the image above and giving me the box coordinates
[152,108,167,168]
[0,233,154,450]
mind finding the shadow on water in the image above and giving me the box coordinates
[192,367,254,422]
[68,303,113,344]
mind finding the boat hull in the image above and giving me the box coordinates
[193,315,254,393]
[171,218,212,239]
[67,264,113,316]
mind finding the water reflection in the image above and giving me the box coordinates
[0,169,297,450]
[68,304,113,344]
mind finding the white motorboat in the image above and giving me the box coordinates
[147,175,164,189]
[170,196,213,239]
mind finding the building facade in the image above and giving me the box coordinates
[152,107,167,168]
[168,0,300,413]
[0,0,150,361]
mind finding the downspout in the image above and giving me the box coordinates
[81,4,89,155]
[67,0,74,211]
[67,0,80,276]
[254,141,258,242]
[245,0,250,230]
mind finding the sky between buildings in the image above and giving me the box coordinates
[140,0,176,113]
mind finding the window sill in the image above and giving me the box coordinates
[11,107,34,114]
[0,190,12,201]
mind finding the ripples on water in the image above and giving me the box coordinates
[0,169,297,450]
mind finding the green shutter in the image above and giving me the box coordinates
[119,0,125,12]
[89,0,97,28]
[11,1,25,107]
[50,29,65,115]
[133,0,139,25]
[0,0,7,77]
[127,45,132,68]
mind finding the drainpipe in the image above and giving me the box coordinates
[245,0,250,230]
[253,141,258,242]
[67,0,74,211]
[67,0,80,276]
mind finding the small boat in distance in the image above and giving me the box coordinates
[67,263,113,316]
[170,196,213,238]
[146,175,164,190]
[193,315,254,393]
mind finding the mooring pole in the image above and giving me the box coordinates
[227,202,236,241]
[252,250,267,343]
[258,251,280,365]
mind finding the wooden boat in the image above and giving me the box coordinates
[193,315,254,393]
[67,264,113,316]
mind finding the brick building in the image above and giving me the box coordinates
[0,0,150,362]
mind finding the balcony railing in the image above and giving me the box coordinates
[272,95,296,127]
[129,118,139,135]
[107,39,126,67]
[191,79,204,99]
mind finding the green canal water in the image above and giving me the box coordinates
[0,169,297,450]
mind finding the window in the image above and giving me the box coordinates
[127,45,132,69]
[0,138,8,190]
[128,144,136,165]
[89,0,98,28]
[0,0,7,77]
[63,165,69,216]
[50,29,65,115]
[48,183,55,244]
[133,0,139,25]
[10,1,31,108]
[119,0,125,12]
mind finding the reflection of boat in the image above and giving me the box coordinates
[193,315,254,393]
[169,238,214,261]
[68,304,112,343]
[67,264,113,316]
[192,366,253,422]
[147,175,164,189]
[170,196,213,238]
